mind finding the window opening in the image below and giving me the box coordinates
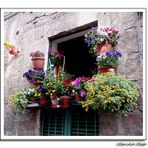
[57,36,97,78]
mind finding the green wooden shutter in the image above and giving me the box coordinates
[41,108,99,136]
[71,108,99,136]
[41,109,66,136]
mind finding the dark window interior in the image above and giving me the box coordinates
[57,36,97,78]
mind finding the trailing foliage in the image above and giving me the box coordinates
[81,72,140,116]
[8,91,29,116]
[8,88,41,116]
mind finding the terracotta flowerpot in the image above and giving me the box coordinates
[75,94,84,101]
[60,96,71,109]
[98,66,117,74]
[32,57,45,69]
[39,96,48,107]
[96,42,112,55]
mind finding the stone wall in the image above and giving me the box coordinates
[4,11,143,136]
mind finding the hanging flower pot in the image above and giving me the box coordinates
[60,95,71,109]
[98,66,117,74]
[96,42,113,55]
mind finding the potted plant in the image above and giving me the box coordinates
[81,72,140,116]
[38,86,50,107]
[30,50,45,69]
[48,48,64,66]
[84,26,120,55]
[48,48,65,81]
[42,72,68,109]
[26,88,41,104]
[23,68,45,86]
[71,76,90,101]
[52,77,71,109]
[43,69,72,109]
[96,51,122,73]
[8,90,31,116]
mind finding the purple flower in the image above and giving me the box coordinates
[71,78,80,87]
[114,51,122,57]
[23,69,34,78]
[90,36,95,43]
[39,87,48,94]
[80,90,86,97]
[105,51,112,57]
[91,26,98,31]
[23,69,45,81]
[48,48,53,54]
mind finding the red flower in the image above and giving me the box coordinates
[63,79,73,88]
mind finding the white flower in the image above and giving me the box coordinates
[100,38,104,42]
[96,56,100,61]
[97,53,106,60]
[102,55,106,59]
[100,31,108,36]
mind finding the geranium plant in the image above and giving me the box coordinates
[30,50,45,59]
[84,26,120,54]
[96,51,122,67]
[81,72,140,116]
[48,48,64,66]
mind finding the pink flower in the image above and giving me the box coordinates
[30,50,44,58]
[111,28,119,34]
[48,48,53,54]
[71,78,80,87]
[56,52,64,58]
[107,30,113,36]
[81,76,86,81]
[104,27,110,32]
[87,77,91,80]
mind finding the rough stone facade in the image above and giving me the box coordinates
[4,11,143,136]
